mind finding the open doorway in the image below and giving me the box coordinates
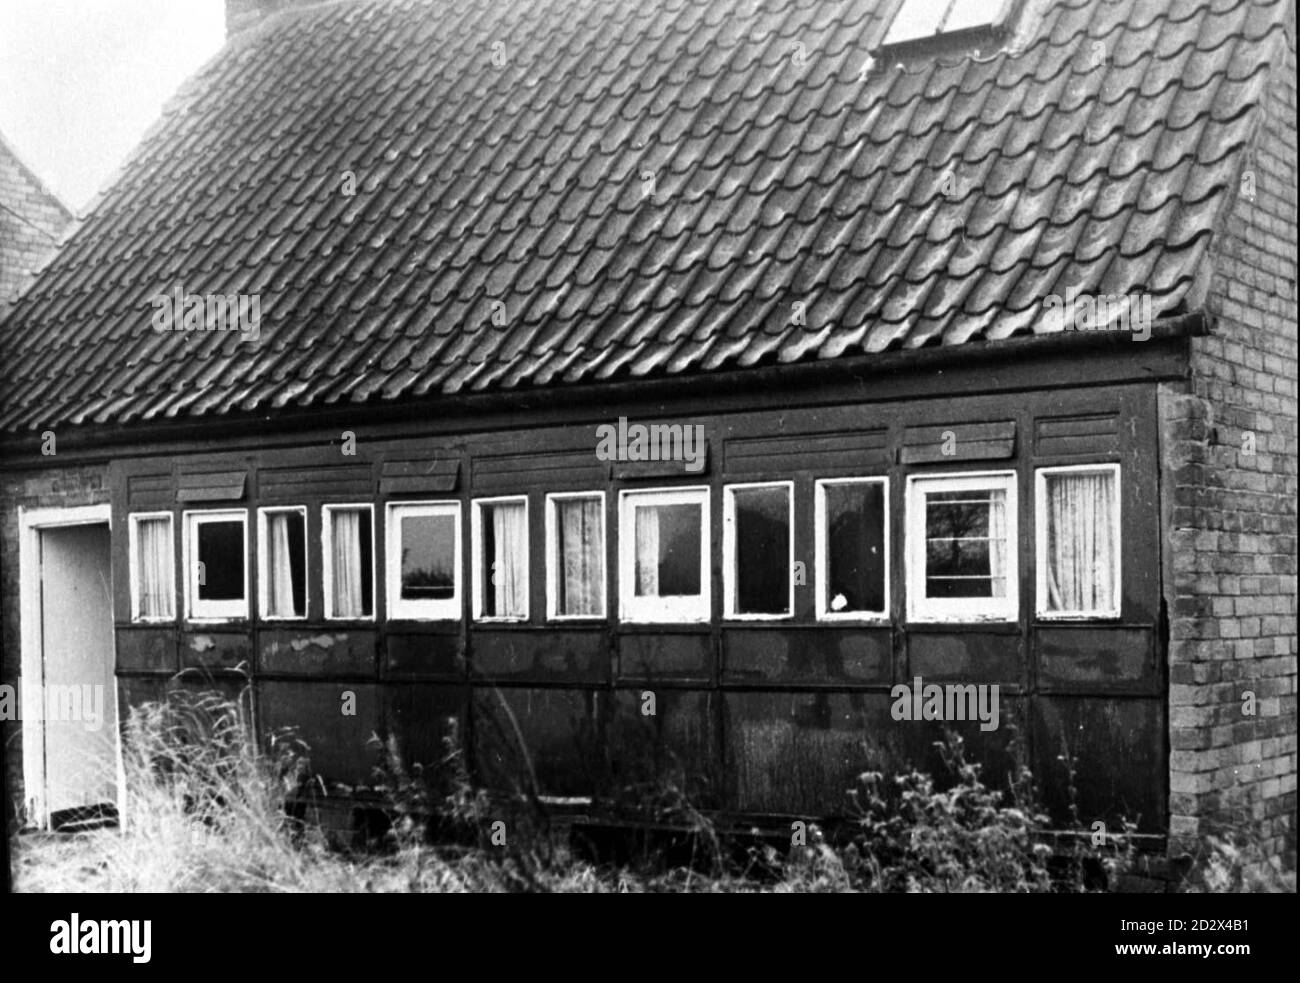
[18,505,121,830]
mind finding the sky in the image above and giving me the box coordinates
[0,0,225,214]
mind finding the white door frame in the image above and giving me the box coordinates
[17,504,123,829]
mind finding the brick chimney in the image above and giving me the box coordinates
[226,0,325,37]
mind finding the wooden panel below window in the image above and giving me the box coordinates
[259,629,377,676]
[471,629,609,683]
[906,631,1023,686]
[617,633,711,681]
[116,627,177,673]
[385,631,465,678]
[180,630,251,671]
[1036,626,1156,693]
[722,628,891,685]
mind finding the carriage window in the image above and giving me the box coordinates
[724,483,793,618]
[323,505,374,620]
[619,487,709,623]
[387,502,461,620]
[547,493,605,619]
[815,478,888,619]
[1036,465,1121,619]
[473,497,529,621]
[258,507,307,619]
[906,472,1017,622]
[129,513,175,621]
[184,510,248,620]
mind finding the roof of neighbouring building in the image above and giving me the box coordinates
[0,0,1292,433]
[0,131,74,318]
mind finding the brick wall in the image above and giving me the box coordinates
[0,463,110,827]
[1159,21,1298,868]
[0,135,72,320]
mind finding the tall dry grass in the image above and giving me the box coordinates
[11,690,1292,893]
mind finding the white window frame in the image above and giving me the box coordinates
[257,506,308,621]
[723,481,794,621]
[472,495,530,622]
[386,500,462,621]
[618,486,711,624]
[545,491,607,621]
[183,508,249,622]
[322,503,377,622]
[814,477,890,622]
[128,511,176,623]
[905,471,1018,623]
[1035,463,1122,620]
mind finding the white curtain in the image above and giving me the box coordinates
[491,502,527,616]
[1046,472,1115,611]
[558,498,602,615]
[987,489,1007,598]
[332,510,365,617]
[266,512,297,616]
[634,505,660,596]
[137,517,173,618]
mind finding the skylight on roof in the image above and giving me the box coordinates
[882,0,1008,46]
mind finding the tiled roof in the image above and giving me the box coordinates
[0,0,1291,433]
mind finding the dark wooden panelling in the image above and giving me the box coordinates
[618,632,711,681]
[116,628,178,673]
[724,430,888,474]
[379,458,459,495]
[176,470,246,502]
[385,631,465,678]
[471,629,609,683]
[258,681,380,785]
[907,631,1023,686]
[722,628,891,685]
[611,451,710,480]
[901,421,1015,464]
[181,630,252,671]
[606,689,719,806]
[259,629,376,676]
[724,691,888,814]
[261,464,373,500]
[473,688,602,797]
[473,449,606,492]
[383,683,465,770]
[1037,626,1156,693]
[1034,413,1120,457]
[1033,696,1165,833]
[126,474,173,508]
[891,694,1029,792]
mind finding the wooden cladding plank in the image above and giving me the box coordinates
[901,421,1015,464]
[725,430,887,474]
[612,446,709,479]
[261,464,373,499]
[176,470,246,502]
[473,449,606,491]
[379,457,459,494]
[127,473,173,507]
[1034,413,1120,457]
